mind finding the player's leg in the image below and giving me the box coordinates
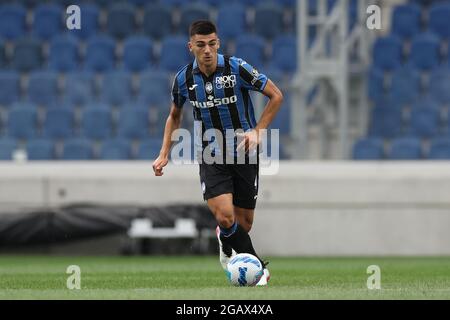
[234,206,254,233]
[231,163,270,285]
[233,206,270,286]
[199,163,236,269]
[207,193,263,261]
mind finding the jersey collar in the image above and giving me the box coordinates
[193,54,225,74]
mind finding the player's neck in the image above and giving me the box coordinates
[198,62,217,77]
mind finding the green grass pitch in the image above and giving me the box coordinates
[0,256,449,299]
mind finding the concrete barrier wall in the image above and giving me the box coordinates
[1,161,450,255]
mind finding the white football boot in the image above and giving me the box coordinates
[216,226,236,270]
[256,267,271,286]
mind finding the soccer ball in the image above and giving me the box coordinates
[226,253,263,287]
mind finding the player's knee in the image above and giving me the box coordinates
[215,210,235,229]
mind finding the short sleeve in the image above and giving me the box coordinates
[171,75,186,108]
[237,59,268,92]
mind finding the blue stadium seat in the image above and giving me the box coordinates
[117,107,149,139]
[352,138,384,160]
[99,71,132,106]
[0,71,20,107]
[49,34,79,72]
[100,139,131,160]
[448,42,450,65]
[391,4,421,39]
[69,3,99,39]
[32,4,63,40]
[369,103,403,138]
[270,35,297,73]
[429,2,450,39]
[388,137,422,160]
[61,138,93,160]
[43,107,74,139]
[107,2,136,39]
[26,139,55,160]
[368,67,385,102]
[278,0,297,7]
[137,70,171,107]
[81,106,113,140]
[63,71,96,107]
[123,36,153,72]
[254,2,284,39]
[128,0,151,6]
[161,0,189,6]
[262,66,285,87]
[159,36,191,72]
[409,33,441,71]
[429,69,450,105]
[269,94,291,135]
[85,35,116,72]
[372,35,403,71]
[389,67,421,107]
[235,34,265,67]
[142,3,172,40]
[0,4,26,40]
[0,138,17,160]
[27,71,59,107]
[23,0,39,7]
[178,3,210,34]
[0,39,5,68]
[12,37,43,72]
[136,138,162,160]
[217,3,246,42]
[428,138,450,159]
[7,106,38,139]
[408,104,440,139]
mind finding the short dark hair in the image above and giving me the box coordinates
[189,20,217,37]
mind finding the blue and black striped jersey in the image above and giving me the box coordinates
[171,54,268,159]
[171,54,268,133]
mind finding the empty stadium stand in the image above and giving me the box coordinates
[355,0,450,160]
[0,0,297,161]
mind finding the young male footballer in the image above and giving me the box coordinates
[152,20,283,285]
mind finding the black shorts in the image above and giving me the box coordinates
[199,162,259,210]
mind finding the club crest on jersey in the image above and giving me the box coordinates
[205,82,213,94]
[216,75,236,89]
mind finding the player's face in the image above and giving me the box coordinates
[189,33,220,68]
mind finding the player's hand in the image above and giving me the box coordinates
[152,155,169,176]
[236,130,261,154]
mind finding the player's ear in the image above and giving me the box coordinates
[188,41,193,52]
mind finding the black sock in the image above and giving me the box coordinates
[220,223,264,266]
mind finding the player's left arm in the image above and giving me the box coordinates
[237,79,283,152]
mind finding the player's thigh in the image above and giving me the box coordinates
[231,164,259,210]
[199,163,234,202]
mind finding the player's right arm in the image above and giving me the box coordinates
[152,103,183,176]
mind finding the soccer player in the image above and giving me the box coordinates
[152,20,283,285]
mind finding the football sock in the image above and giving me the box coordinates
[218,223,236,257]
[219,222,264,266]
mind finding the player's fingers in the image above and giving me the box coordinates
[237,140,245,152]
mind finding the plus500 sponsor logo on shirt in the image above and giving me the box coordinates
[190,95,237,109]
